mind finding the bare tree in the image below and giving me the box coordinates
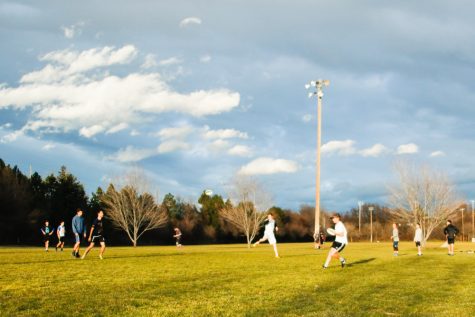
[220,175,272,248]
[101,169,167,246]
[388,161,464,243]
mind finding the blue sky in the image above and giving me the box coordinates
[1,1,475,211]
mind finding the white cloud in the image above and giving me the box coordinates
[0,123,12,129]
[107,145,156,162]
[106,123,129,134]
[430,150,445,157]
[302,114,313,122]
[179,17,202,28]
[203,126,248,139]
[61,21,85,39]
[359,144,389,157]
[154,125,193,140]
[159,57,182,66]
[158,140,190,153]
[141,54,157,69]
[397,143,419,155]
[321,140,356,156]
[79,125,105,138]
[1,130,24,143]
[0,45,240,138]
[228,145,252,157]
[238,157,299,175]
[42,143,56,151]
[130,129,140,136]
[200,55,212,63]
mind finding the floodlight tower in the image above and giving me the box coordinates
[368,206,374,243]
[305,79,330,244]
[358,201,364,234]
[461,208,465,242]
[471,200,475,242]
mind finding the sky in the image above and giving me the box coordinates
[1,0,475,212]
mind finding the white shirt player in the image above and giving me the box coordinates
[414,228,422,242]
[334,221,348,244]
[264,219,276,233]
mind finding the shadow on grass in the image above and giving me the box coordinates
[346,257,376,267]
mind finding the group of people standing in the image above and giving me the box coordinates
[40,209,106,260]
[391,219,460,257]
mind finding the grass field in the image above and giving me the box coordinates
[1,242,475,317]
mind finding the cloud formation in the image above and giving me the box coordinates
[0,45,240,140]
[179,17,202,28]
[359,144,389,158]
[397,143,419,155]
[321,140,356,156]
[238,157,298,175]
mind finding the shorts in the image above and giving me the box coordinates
[58,236,65,243]
[175,237,181,245]
[393,241,399,251]
[43,236,50,242]
[74,233,84,244]
[415,241,421,247]
[91,235,105,244]
[263,231,276,244]
[447,237,455,244]
[331,241,346,252]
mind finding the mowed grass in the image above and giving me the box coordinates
[1,242,475,317]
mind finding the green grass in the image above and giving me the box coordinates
[1,242,475,316]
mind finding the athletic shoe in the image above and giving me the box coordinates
[76,253,81,258]
[341,259,346,268]
[322,265,327,269]
[72,251,75,257]
[55,247,58,252]
[99,255,103,260]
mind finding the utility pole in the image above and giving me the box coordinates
[306,79,330,245]
[369,206,374,243]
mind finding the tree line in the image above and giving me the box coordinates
[0,158,468,246]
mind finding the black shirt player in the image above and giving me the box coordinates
[81,211,106,260]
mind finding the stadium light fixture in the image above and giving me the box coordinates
[306,79,330,246]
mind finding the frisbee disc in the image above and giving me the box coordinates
[326,228,336,236]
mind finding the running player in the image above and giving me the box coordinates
[414,223,423,256]
[72,209,86,258]
[173,228,183,247]
[81,210,106,260]
[443,220,459,256]
[391,223,399,256]
[253,213,280,258]
[55,221,66,251]
[323,213,347,269]
[41,220,54,251]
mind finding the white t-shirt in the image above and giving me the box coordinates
[334,221,348,244]
[264,219,275,234]
[414,228,422,242]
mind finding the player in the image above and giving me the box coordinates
[41,220,54,251]
[55,221,66,251]
[390,223,399,256]
[173,228,183,247]
[414,223,423,256]
[443,220,459,256]
[72,209,86,258]
[253,213,280,258]
[322,213,347,269]
[81,210,106,260]
[314,230,326,249]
